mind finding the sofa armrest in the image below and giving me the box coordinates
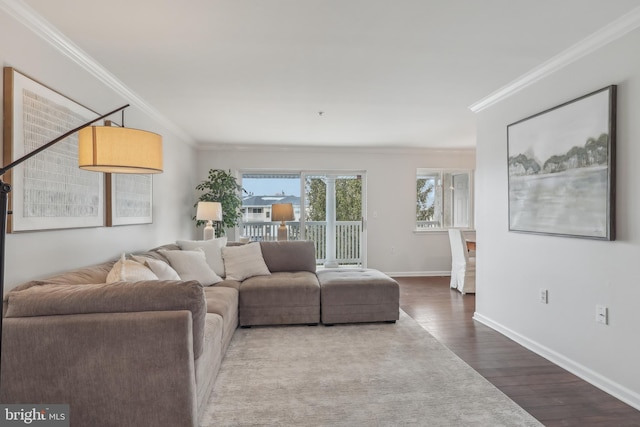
[4,280,206,358]
[0,311,198,427]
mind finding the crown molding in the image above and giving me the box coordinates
[196,142,476,155]
[469,6,640,113]
[0,0,196,145]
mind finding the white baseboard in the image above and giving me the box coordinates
[384,271,450,277]
[473,312,640,411]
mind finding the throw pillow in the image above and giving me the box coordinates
[221,243,271,281]
[131,255,181,280]
[176,237,227,277]
[107,253,159,283]
[159,248,223,286]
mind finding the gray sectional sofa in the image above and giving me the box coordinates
[1,240,398,427]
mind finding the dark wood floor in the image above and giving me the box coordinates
[396,276,640,427]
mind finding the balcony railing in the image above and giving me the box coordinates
[241,221,362,266]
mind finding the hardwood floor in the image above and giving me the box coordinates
[396,276,640,427]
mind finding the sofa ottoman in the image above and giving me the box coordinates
[317,268,399,325]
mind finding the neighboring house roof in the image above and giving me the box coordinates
[242,195,300,207]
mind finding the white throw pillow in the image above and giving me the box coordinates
[176,237,227,277]
[222,243,271,281]
[159,248,223,286]
[131,255,181,280]
[107,253,159,283]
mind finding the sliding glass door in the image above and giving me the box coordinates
[240,171,366,267]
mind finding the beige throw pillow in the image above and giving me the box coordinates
[131,255,181,280]
[159,248,223,286]
[107,253,159,283]
[222,243,271,281]
[177,237,227,277]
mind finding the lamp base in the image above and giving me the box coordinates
[277,224,288,241]
[203,222,214,240]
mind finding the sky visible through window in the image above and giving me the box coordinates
[242,177,301,197]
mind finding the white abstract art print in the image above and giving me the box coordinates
[3,68,103,232]
[507,86,616,240]
[107,173,153,226]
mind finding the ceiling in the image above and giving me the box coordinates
[16,0,640,149]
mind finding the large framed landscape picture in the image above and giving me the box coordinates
[507,86,616,240]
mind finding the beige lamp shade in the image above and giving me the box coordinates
[272,203,294,241]
[271,203,294,222]
[196,202,223,221]
[78,126,163,174]
[196,202,222,240]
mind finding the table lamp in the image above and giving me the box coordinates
[271,203,294,241]
[196,201,222,240]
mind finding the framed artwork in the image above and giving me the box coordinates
[507,85,616,240]
[3,67,104,232]
[107,173,153,226]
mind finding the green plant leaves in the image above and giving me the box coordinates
[194,169,245,237]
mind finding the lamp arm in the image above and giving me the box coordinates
[0,104,129,177]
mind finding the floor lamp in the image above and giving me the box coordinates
[0,104,163,389]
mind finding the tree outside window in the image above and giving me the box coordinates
[305,177,362,221]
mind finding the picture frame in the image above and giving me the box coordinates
[106,173,153,226]
[507,85,616,240]
[3,67,104,232]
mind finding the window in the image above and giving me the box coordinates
[416,169,473,230]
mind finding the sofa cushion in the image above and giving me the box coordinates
[134,243,180,264]
[9,263,116,294]
[239,271,321,326]
[5,280,208,358]
[240,271,320,307]
[195,313,224,419]
[160,248,223,286]
[204,287,238,318]
[107,254,159,283]
[259,241,316,273]
[131,256,181,280]
[213,279,242,291]
[221,243,270,281]
[177,237,227,277]
[203,286,238,349]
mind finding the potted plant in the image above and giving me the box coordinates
[194,169,245,237]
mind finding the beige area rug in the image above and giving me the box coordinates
[200,311,542,427]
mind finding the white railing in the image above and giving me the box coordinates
[241,221,361,266]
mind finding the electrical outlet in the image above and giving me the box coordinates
[539,289,548,304]
[596,305,608,325]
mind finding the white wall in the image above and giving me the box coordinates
[475,28,640,408]
[196,146,475,275]
[1,10,198,292]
